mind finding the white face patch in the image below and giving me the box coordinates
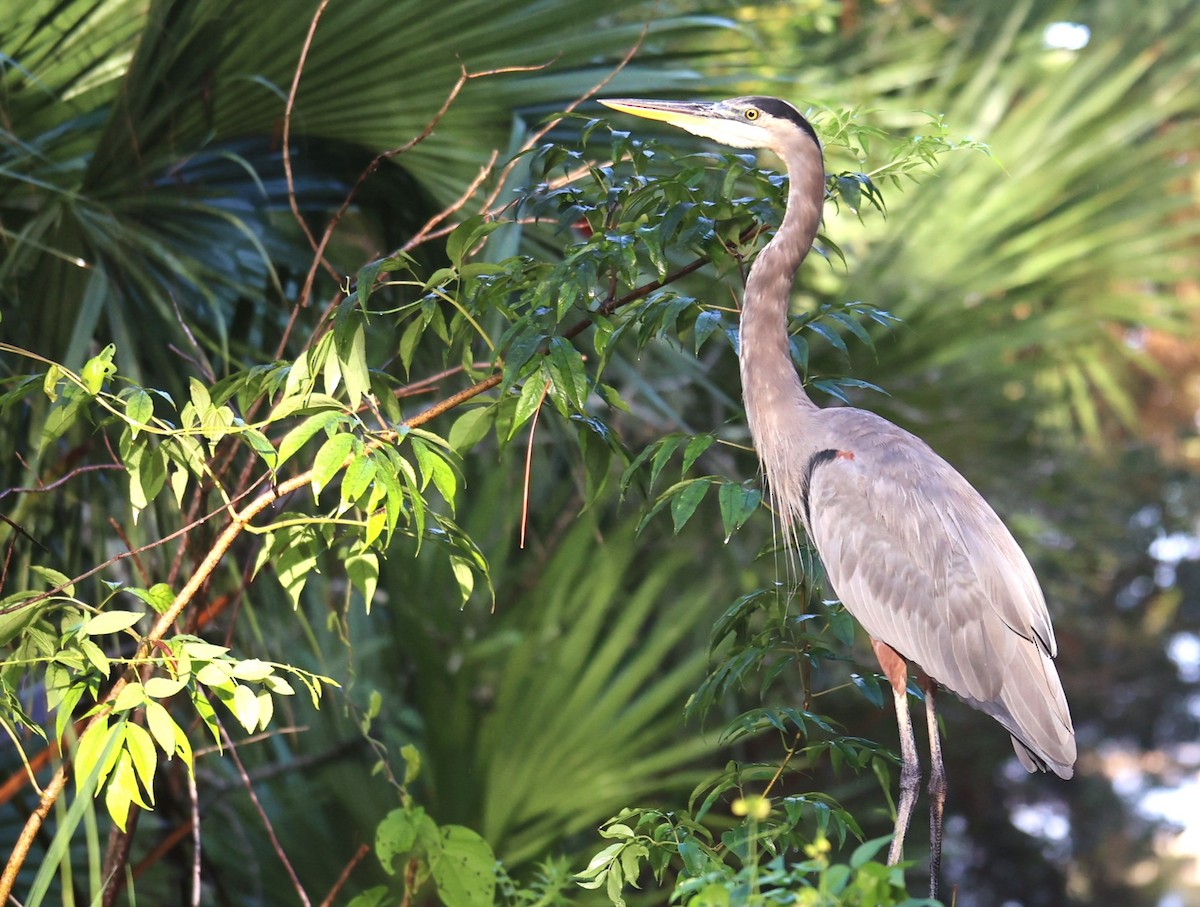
[675,115,769,149]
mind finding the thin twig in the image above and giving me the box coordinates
[190,768,201,907]
[287,60,549,354]
[0,463,123,502]
[282,0,332,256]
[218,716,311,907]
[319,843,371,907]
[477,29,647,220]
[402,150,500,253]
[394,363,494,399]
[108,518,150,586]
[277,0,338,355]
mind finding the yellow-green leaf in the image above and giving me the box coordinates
[311,432,357,498]
[145,701,178,756]
[124,723,158,804]
[232,684,260,733]
[112,682,147,713]
[125,388,153,438]
[83,610,143,636]
[230,658,274,681]
[144,676,188,699]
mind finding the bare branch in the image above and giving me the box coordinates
[402,149,500,253]
[219,716,311,907]
[320,843,371,907]
[282,0,333,256]
[478,29,646,219]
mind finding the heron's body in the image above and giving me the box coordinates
[602,95,1076,895]
[790,405,1074,775]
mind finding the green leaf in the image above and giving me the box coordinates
[850,673,885,709]
[346,551,380,611]
[681,434,714,473]
[74,718,121,794]
[275,528,320,609]
[145,676,188,699]
[399,317,425,376]
[42,364,63,402]
[104,753,136,831]
[508,375,548,441]
[145,701,180,758]
[39,387,87,454]
[128,582,176,614]
[805,320,848,356]
[196,661,235,689]
[546,338,589,412]
[502,329,547,386]
[30,565,75,598]
[446,215,501,268]
[80,639,111,676]
[128,440,167,518]
[83,610,144,636]
[264,675,296,696]
[230,658,274,681]
[112,682,147,713]
[125,388,153,437]
[448,406,494,453]
[401,743,421,785]
[376,809,418,876]
[276,411,346,470]
[432,826,497,907]
[411,438,458,510]
[376,806,441,882]
[186,380,213,428]
[331,316,367,405]
[693,310,724,354]
[850,834,893,869]
[670,479,711,534]
[232,683,260,732]
[450,557,474,607]
[345,887,389,907]
[341,450,377,508]
[242,427,279,470]
[312,432,357,498]
[828,606,857,648]
[649,435,686,489]
[718,482,761,540]
[124,722,158,804]
[0,593,46,647]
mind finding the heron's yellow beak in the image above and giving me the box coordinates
[599,98,722,132]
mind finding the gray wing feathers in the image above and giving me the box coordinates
[801,410,1075,778]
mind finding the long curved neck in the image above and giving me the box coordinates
[739,129,826,435]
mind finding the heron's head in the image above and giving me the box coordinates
[599,96,819,154]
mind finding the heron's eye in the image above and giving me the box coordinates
[744,108,760,121]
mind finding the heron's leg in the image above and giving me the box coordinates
[872,640,919,867]
[920,674,946,900]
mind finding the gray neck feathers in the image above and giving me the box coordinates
[737,130,826,531]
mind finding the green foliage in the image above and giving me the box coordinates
[0,99,927,899]
[7,3,1196,904]
[351,804,497,907]
[577,810,936,907]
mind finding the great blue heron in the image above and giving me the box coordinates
[601,96,1076,897]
